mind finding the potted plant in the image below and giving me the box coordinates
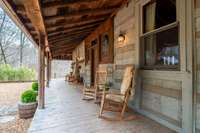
[18,90,38,119]
[104,81,112,91]
[32,82,38,93]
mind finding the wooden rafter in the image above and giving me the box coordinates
[48,22,101,34]
[49,38,83,47]
[52,53,72,57]
[51,44,78,51]
[20,0,51,56]
[4,0,128,59]
[52,46,78,55]
[48,31,91,40]
[49,35,86,44]
[48,28,95,40]
[48,32,90,41]
[50,40,82,49]
[44,6,118,22]
[43,0,99,9]
[46,17,106,32]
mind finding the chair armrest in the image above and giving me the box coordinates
[103,89,124,97]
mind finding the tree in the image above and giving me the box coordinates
[0,11,6,64]
[0,9,19,65]
[19,31,26,66]
[0,8,38,72]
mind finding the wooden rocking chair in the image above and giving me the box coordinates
[99,66,135,120]
[82,70,107,101]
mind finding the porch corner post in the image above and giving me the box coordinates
[38,33,45,109]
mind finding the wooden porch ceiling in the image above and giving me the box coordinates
[3,0,128,60]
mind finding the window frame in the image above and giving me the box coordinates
[140,0,180,70]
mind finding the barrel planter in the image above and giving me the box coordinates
[18,101,37,119]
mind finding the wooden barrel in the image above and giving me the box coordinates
[18,102,37,119]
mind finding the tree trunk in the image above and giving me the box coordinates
[0,12,7,64]
[20,31,25,67]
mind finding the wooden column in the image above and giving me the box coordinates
[38,34,45,109]
[49,58,52,82]
[46,53,50,87]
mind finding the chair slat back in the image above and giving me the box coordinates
[120,66,135,95]
[95,71,107,89]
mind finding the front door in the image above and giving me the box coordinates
[90,45,99,85]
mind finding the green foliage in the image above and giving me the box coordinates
[32,82,38,91]
[0,64,36,81]
[21,90,37,103]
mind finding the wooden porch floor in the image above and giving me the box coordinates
[28,79,175,133]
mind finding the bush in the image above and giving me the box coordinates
[21,90,37,103]
[32,82,38,91]
[0,64,36,81]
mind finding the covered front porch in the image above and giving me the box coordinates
[28,79,174,133]
[1,0,199,132]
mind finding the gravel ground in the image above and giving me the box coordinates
[0,82,33,133]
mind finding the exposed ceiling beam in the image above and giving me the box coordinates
[50,39,82,48]
[48,31,91,42]
[52,45,78,54]
[52,52,72,57]
[21,0,51,56]
[48,22,100,34]
[46,17,106,32]
[51,43,79,51]
[48,27,95,37]
[49,35,86,44]
[48,31,91,40]
[43,0,99,9]
[44,6,118,22]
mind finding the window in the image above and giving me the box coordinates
[141,0,179,70]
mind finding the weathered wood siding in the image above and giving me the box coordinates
[113,0,136,89]
[73,0,195,132]
[196,0,200,131]
[72,41,85,79]
[140,71,182,127]
[113,0,182,128]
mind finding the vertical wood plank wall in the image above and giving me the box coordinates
[112,1,136,89]
[114,0,182,131]
[195,0,200,132]
[71,0,196,132]
[72,41,85,79]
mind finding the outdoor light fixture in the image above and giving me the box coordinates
[117,33,125,43]
[45,46,50,52]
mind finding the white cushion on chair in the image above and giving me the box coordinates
[120,66,133,95]
[106,94,124,103]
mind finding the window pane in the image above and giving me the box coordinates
[143,26,179,68]
[143,0,176,33]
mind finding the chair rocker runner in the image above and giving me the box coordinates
[99,66,135,120]
[82,70,107,101]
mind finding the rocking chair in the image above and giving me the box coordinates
[99,66,135,120]
[82,70,107,101]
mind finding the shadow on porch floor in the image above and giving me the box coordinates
[28,79,175,133]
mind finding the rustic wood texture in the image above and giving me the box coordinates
[196,0,200,131]
[38,34,45,109]
[5,0,127,59]
[28,79,174,133]
[83,70,107,101]
[99,66,134,120]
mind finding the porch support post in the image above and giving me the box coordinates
[46,52,50,87]
[38,33,45,109]
[49,58,52,81]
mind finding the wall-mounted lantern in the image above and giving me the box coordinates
[117,33,125,44]
[45,46,50,52]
